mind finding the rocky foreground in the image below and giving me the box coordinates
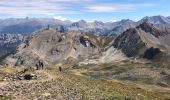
[0,65,170,100]
[0,78,82,100]
[0,67,82,100]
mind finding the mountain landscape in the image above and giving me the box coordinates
[0,15,170,100]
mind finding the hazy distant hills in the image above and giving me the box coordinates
[0,16,164,34]
[140,16,170,26]
[0,18,136,36]
[0,18,71,35]
[0,16,169,36]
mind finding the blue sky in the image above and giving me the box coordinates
[0,0,169,22]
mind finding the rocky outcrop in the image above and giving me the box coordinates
[143,47,161,59]
[113,28,146,57]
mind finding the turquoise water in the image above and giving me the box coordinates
[81,72,113,79]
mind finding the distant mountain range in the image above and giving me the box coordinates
[0,15,170,36]
[1,15,170,66]
[1,15,170,67]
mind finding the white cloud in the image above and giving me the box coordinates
[0,0,81,17]
[86,4,135,12]
[88,6,117,12]
[53,16,67,21]
[0,0,156,17]
[86,3,155,13]
[53,16,80,22]
[110,19,117,22]
[48,0,91,2]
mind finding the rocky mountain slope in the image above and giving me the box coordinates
[3,20,170,67]
[0,34,26,60]
[1,16,170,66]
[3,28,115,67]
[113,22,170,59]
